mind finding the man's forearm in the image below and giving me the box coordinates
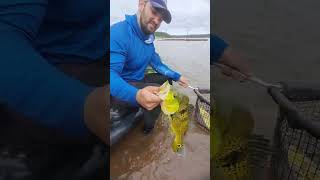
[110,69,139,106]
[0,29,93,137]
[150,53,181,81]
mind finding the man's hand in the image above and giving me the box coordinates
[178,76,189,87]
[84,85,108,144]
[136,86,162,110]
[219,47,252,81]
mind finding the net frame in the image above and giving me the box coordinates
[269,82,320,180]
[193,88,210,131]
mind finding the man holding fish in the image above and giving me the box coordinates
[110,0,191,134]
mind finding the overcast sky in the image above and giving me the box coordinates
[110,0,210,35]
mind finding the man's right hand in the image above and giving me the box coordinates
[136,86,162,110]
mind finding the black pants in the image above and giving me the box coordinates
[111,73,171,133]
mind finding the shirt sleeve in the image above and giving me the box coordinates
[0,0,93,137]
[149,52,181,81]
[110,24,139,106]
[211,35,229,64]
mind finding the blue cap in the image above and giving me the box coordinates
[149,0,172,24]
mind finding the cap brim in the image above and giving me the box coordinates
[150,2,172,24]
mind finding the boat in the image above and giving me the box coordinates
[110,107,143,146]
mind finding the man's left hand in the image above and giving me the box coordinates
[178,76,189,87]
[219,47,252,82]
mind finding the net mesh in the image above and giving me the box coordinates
[272,100,320,180]
[194,89,210,131]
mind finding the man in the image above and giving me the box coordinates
[0,0,107,178]
[110,0,189,134]
[211,35,252,80]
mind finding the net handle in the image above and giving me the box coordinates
[269,87,320,138]
[213,63,282,89]
[280,81,320,101]
[194,88,210,105]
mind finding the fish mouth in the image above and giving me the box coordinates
[172,143,183,152]
[176,144,185,154]
[176,144,183,151]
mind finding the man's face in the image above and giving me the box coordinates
[139,1,164,34]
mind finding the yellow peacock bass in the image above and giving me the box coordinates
[158,81,190,152]
[169,94,190,152]
[211,95,255,180]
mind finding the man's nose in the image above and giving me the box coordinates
[153,15,162,25]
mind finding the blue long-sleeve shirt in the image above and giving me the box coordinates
[0,0,107,137]
[110,14,181,106]
[211,35,229,64]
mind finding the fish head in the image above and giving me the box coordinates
[172,141,183,152]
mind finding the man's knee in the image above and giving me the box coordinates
[144,73,172,85]
[129,82,160,89]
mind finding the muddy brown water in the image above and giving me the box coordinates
[110,115,210,180]
[110,40,210,179]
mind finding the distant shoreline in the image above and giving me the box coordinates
[157,38,209,41]
[155,32,210,40]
